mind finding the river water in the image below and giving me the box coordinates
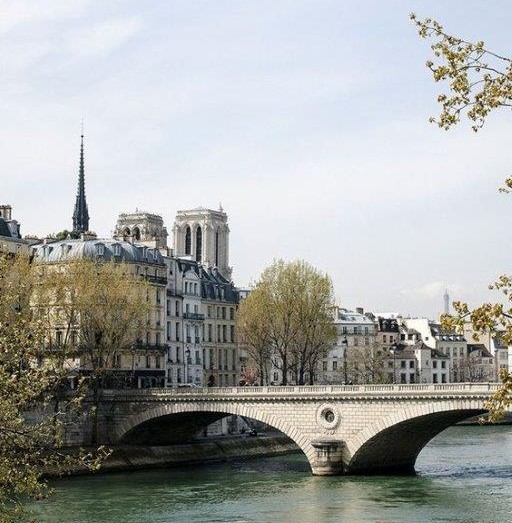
[33,426,512,523]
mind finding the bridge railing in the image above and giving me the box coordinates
[100,382,502,397]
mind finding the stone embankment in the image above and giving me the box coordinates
[66,434,299,476]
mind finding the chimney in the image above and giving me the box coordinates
[356,307,364,315]
[0,205,12,220]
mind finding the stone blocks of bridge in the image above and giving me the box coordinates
[92,385,494,476]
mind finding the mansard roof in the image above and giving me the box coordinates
[174,257,239,303]
[0,217,21,239]
[31,239,165,265]
[378,318,399,332]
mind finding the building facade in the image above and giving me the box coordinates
[173,207,232,280]
[31,238,168,388]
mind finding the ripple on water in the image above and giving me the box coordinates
[31,425,512,523]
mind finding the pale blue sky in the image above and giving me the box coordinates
[2,0,512,317]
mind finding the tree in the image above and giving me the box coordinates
[237,260,336,385]
[343,343,389,385]
[412,14,512,418]
[0,254,106,523]
[237,287,272,385]
[38,258,152,443]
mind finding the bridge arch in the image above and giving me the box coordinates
[114,401,315,465]
[345,398,487,474]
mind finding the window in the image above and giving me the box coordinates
[175,322,180,341]
[230,308,235,320]
[409,361,414,368]
[195,226,202,262]
[156,356,161,369]
[185,226,191,255]
[433,360,438,368]
[441,361,446,369]
[441,373,447,383]
[230,325,235,343]
[410,373,415,383]
[56,330,63,345]
[400,360,406,368]
[222,325,227,343]
[146,355,151,369]
[383,335,387,342]
[208,324,213,342]
[400,373,407,384]
[222,307,226,319]
[433,373,438,383]
[96,244,105,256]
[323,361,327,371]
[113,244,121,256]
[175,301,180,317]
[332,361,338,370]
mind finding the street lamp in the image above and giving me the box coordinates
[185,348,190,384]
[390,342,398,384]
[341,336,348,384]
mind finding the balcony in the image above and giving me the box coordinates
[145,275,168,285]
[183,312,205,320]
[131,342,169,352]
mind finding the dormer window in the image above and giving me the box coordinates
[113,244,121,256]
[96,244,105,256]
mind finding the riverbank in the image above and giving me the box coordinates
[66,434,299,476]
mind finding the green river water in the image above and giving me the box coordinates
[32,425,512,523]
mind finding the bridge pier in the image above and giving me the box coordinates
[310,439,345,476]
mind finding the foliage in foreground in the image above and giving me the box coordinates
[412,13,512,419]
[0,255,109,522]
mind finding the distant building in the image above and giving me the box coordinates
[114,210,168,250]
[173,206,232,280]
[0,204,28,254]
[31,238,168,388]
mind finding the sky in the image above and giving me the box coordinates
[2,0,512,318]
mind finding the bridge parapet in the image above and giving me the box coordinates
[95,382,497,476]
[99,382,500,400]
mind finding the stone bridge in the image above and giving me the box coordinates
[94,383,499,475]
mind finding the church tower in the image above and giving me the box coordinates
[173,206,232,280]
[114,210,168,249]
[72,133,90,234]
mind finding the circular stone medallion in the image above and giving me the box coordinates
[316,403,341,430]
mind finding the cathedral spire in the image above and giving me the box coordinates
[72,132,90,234]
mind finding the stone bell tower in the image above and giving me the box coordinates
[173,205,231,280]
[114,210,168,249]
